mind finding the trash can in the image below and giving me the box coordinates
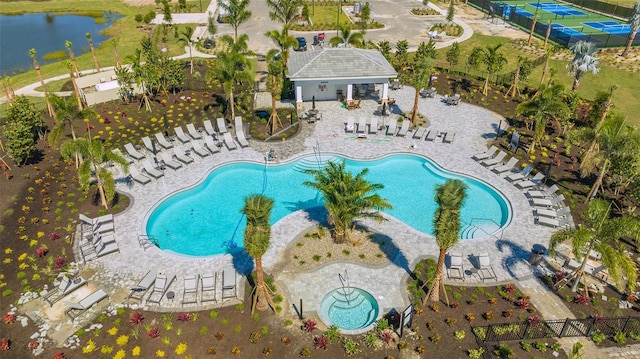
[528,244,546,265]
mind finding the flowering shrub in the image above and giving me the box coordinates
[132,346,141,356]
[113,349,126,359]
[82,339,96,353]
[107,327,118,336]
[0,338,10,351]
[53,353,65,359]
[3,313,16,324]
[175,342,187,355]
[156,350,165,357]
[28,340,39,350]
[116,335,129,346]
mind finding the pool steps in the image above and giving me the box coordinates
[292,155,338,172]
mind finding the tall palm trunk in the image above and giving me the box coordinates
[509,65,520,97]
[539,55,550,88]
[33,60,54,117]
[621,30,638,57]
[411,89,420,125]
[1,82,12,106]
[68,68,83,111]
[95,173,109,210]
[87,35,101,72]
[572,77,580,92]
[587,159,609,201]
[269,93,280,135]
[253,256,270,312]
[482,76,490,96]
[424,248,448,305]
[229,90,236,121]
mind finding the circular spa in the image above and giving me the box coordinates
[319,287,380,334]
[145,154,512,256]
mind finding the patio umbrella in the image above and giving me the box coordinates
[312,96,316,110]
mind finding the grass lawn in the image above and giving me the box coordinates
[306,3,353,28]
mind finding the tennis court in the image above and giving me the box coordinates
[530,2,586,16]
[584,21,633,35]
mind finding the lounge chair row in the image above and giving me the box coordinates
[446,252,497,282]
[78,214,119,262]
[412,128,455,143]
[65,288,109,321]
[43,273,88,306]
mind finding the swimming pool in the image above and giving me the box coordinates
[145,153,511,256]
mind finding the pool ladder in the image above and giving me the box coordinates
[338,270,351,306]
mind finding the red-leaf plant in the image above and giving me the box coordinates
[314,335,329,350]
[303,319,317,333]
[176,312,192,322]
[147,327,160,338]
[379,329,395,345]
[53,352,65,359]
[129,311,144,325]
[0,338,10,351]
[3,314,16,324]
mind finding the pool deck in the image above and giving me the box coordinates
[31,86,564,343]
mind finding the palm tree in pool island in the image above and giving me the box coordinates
[303,161,392,245]
[425,179,467,305]
[241,194,277,314]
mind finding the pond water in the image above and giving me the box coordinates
[0,12,121,76]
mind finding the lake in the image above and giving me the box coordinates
[0,12,121,76]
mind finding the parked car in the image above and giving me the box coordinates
[295,37,307,51]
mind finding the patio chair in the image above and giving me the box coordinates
[357,117,367,133]
[191,140,211,157]
[532,194,565,208]
[186,123,202,140]
[492,157,518,174]
[537,215,573,229]
[397,120,410,137]
[43,274,88,306]
[345,117,355,133]
[515,173,545,189]
[173,148,194,164]
[128,270,158,302]
[369,117,378,135]
[65,289,108,321]
[129,166,151,185]
[79,213,113,227]
[443,131,455,144]
[112,148,134,164]
[182,275,198,306]
[236,130,250,148]
[528,184,559,199]
[472,145,499,161]
[425,130,437,141]
[234,116,244,131]
[174,126,191,144]
[506,165,533,182]
[200,273,217,303]
[124,143,145,160]
[221,269,237,299]
[446,252,465,281]
[535,206,571,219]
[223,132,237,151]
[216,117,228,134]
[203,119,216,136]
[142,136,156,153]
[146,273,176,304]
[141,159,164,179]
[89,238,119,259]
[386,118,397,136]
[480,151,507,167]
[204,135,221,154]
[413,127,426,140]
[155,132,174,149]
[476,253,497,282]
[159,152,183,170]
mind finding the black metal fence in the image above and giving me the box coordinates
[467,0,640,48]
[562,0,634,19]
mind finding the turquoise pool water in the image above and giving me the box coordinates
[320,287,379,333]
[145,154,511,256]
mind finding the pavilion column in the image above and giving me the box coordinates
[296,85,303,103]
[382,82,389,100]
[347,84,353,101]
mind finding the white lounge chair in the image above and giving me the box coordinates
[112,148,134,164]
[537,215,573,228]
[397,120,410,137]
[128,270,158,302]
[174,126,191,143]
[515,172,545,189]
[79,213,113,227]
[369,117,378,134]
[182,275,198,306]
[216,117,228,134]
[142,159,164,179]
[203,119,216,136]
[200,273,217,303]
[532,194,565,208]
[535,206,571,219]
[472,145,498,161]
[506,165,533,182]
[142,136,156,153]
[223,132,237,150]
[186,123,202,139]
[146,273,176,304]
[173,148,194,164]
[204,136,221,154]
[446,252,465,281]
[443,131,455,143]
[160,152,183,170]
[413,127,426,140]
[492,157,518,174]
[129,166,151,184]
[191,140,210,157]
[234,116,244,130]
[124,143,145,160]
[481,151,507,167]
[345,117,355,133]
[357,117,367,133]
[65,289,108,321]
[43,275,88,306]
[386,118,397,136]
[476,253,497,282]
[221,269,237,299]
[236,130,250,148]
[425,130,437,141]
[528,184,559,199]
[155,132,174,149]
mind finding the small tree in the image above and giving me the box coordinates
[329,26,364,48]
[445,42,460,72]
[266,50,284,135]
[3,121,37,166]
[568,41,599,91]
[359,2,371,41]
[446,0,455,23]
[178,26,196,75]
[219,0,252,41]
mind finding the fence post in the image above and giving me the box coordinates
[559,318,572,338]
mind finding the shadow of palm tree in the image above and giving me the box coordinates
[357,223,412,275]
[496,238,538,279]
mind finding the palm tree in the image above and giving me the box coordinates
[65,40,80,77]
[468,44,508,96]
[265,28,297,70]
[516,83,570,152]
[539,45,557,87]
[568,41,599,91]
[329,26,364,48]
[424,179,467,305]
[549,199,640,294]
[266,49,284,134]
[60,138,129,209]
[48,94,95,147]
[178,26,196,75]
[85,33,101,73]
[265,0,302,30]
[125,49,152,111]
[219,0,252,42]
[622,2,640,57]
[28,48,54,117]
[66,60,84,111]
[303,161,392,244]
[241,194,277,314]
[403,57,433,125]
[111,38,121,68]
[207,35,253,120]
